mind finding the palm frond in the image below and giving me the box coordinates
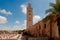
[43,15,51,22]
[49,2,56,7]
[45,8,56,14]
[50,3,56,7]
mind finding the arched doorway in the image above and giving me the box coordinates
[57,17,60,36]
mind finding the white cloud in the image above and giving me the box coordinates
[0,16,7,24]
[15,21,20,24]
[23,20,26,27]
[0,15,41,30]
[20,4,27,14]
[8,20,26,30]
[33,15,41,24]
[0,9,12,15]
[12,25,22,30]
[12,23,26,30]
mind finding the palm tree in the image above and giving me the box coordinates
[45,0,60,39]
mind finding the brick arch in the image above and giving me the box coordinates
[57,17,60,36]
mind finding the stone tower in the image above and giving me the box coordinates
[27,0,33,30]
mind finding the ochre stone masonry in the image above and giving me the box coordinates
[27,0,60,39]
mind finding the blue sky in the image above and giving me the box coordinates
[0,0,55,30]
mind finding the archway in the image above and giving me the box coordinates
[57,17,60,36]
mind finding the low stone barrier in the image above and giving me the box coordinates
[21,36,49,40]
[28,37,48,40]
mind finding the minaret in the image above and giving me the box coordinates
[27,0,33,30]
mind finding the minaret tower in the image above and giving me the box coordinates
[27,0,33,30]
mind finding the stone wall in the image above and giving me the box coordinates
[21,36,49,40]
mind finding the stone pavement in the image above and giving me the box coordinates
[0,34,22,40]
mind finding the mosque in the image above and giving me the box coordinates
[26,0,60,39]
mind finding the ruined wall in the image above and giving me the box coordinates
[29,17,59,38]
